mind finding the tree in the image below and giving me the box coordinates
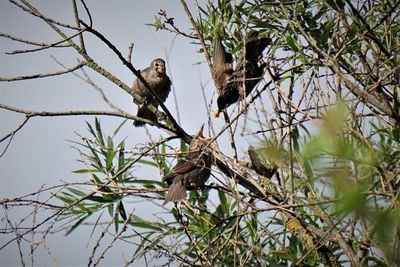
[1,0,399,266]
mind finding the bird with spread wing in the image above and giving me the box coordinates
[212,33,271,117]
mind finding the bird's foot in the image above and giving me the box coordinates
[157,111,168,122]
[241,102,249,113]
[239,87,246,100]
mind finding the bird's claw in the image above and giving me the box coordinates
[158,111,168,122]
[239,87,246,100]
[241,102,249,113]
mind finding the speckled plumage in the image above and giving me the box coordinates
[212,34,271,117]
[132,58,171,126]
[162,125,212,205]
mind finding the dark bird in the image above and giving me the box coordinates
[162,125,212,205]
[248,146,276,179]
[212,33,271,117]
[132,58,171,126]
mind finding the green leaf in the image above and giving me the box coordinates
[278,74,294,83]
[112,119,127,137]
[335,184,367,215]
[292,126,300,152]
[117,200,127,221]
[66,213,92,235]
[218,190,229,216]
[91,173,102,184]
[302,158,313,180]
[86,142,103,171]
[55,194,75,205]
[231,42,243,56]
[95,118,105,146]
[106,136,114,149]
[67,187,87,197]
[130,215,163,232]
[180,139,188,153]
[73,168,100,174]
[285,34,299,51]
[138,159,158,167]
[86,121,96,138]
[105,149,115,173]
[107,203,114,217]
[114,214,119,233]
[85,195,112,203]
[117,142,125,170]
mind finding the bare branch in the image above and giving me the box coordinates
[0,62,85,81]
[0,32,69,48]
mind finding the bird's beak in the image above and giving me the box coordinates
[195,124,205,139]
[213,108,220,117]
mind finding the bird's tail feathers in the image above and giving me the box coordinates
[163,182,186,206]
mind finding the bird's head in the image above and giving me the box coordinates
[190,124,211,150]
[194,124,205,139]
[213,96,227,117]
[151,58,166,75]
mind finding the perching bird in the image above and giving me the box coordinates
[162,125,212,205]
[132,58,171,126]
[212,33,271,117]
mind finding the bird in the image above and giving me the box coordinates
[212,33,271,117]
[162,125,212,205]
[132,58,171,127]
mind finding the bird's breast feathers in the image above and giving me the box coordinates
[147,73,168,89]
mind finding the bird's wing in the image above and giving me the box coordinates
[133,66,156,104]
[213,35,232,69]
[158,75,171,103]
[162,158,198,182]
[166,75,172,86]
[132,69,146,99]
[236,34,271,72]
